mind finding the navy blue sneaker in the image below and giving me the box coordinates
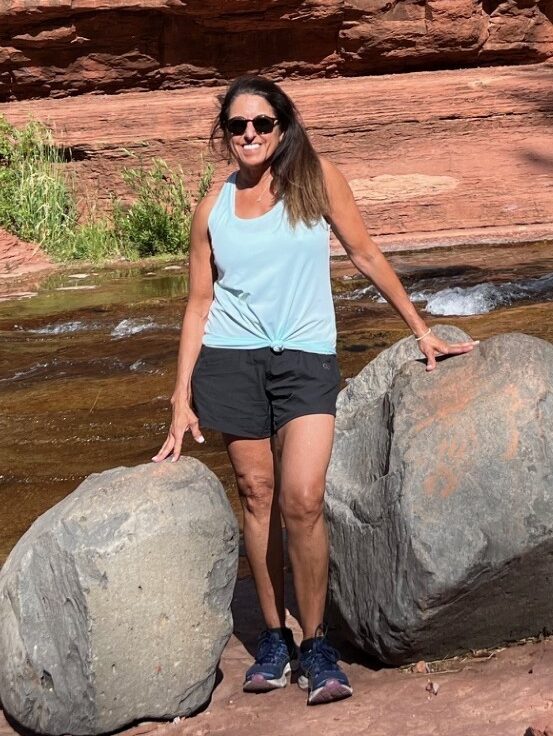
[243,627,299,692]
[298,635,353,705]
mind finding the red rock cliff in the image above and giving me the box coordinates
[1,0,552,100]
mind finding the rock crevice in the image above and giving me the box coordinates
[1,0,552,100]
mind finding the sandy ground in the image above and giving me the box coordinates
[2,574,553,736]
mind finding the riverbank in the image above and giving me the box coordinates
[4,224,553,289]
[0,233,190,297]
[3,235,553,307]
[0,228,54,283]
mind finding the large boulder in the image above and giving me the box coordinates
[0,458,239,735]
[326,328,553,664]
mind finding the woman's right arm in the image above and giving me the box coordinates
[151,193,217,463]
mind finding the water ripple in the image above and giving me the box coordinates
[110,317,157,338]
[28,320,92,335]
[412,274,553,316]
[338,273,553,316]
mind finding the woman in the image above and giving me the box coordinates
[152,76,477,705]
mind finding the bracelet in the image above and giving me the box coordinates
[414,327,432,342]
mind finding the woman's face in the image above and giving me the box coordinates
[226,93,283,170]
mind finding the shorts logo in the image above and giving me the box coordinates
[322,362,330,370]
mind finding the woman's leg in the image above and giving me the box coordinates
[223,434,286,629]
[276,413,352,703]
[275,413,335,639]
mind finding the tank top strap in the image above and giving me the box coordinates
[208,174,235,233]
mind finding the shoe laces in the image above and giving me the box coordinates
[255,630,289,665]
[302,636,340,672]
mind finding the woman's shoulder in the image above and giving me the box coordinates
[194,190,218,220]
[318,156,354,209]
[319,156,347,187]
[193,173,234,225]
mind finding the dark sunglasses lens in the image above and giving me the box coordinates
[252,116,276,134]
[226,116,277,135]
[227,118,248,135]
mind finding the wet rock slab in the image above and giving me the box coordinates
[327,328,553,664]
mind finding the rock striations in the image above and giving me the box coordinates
[4,64,553,259]
[326,328,553,664]
[0,0,552,100]
[0,458,239,735]
[0,227,52,278]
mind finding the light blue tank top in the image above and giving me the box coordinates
[203,172,336,354]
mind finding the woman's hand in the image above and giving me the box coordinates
[416,331,479,372]
[151,391,205,463]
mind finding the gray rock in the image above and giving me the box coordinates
[0,458,238,735]
[326,329,553,664]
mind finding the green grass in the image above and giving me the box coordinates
[114,158,194,258]
[0,116,213,262]
[0,118,77,254]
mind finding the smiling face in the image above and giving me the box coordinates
[226,93,283,171]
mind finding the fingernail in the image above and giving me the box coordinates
[198,435,205,444]
[473,340,480,345]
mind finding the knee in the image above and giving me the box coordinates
[280,485,324,529]
[236,472,275,518]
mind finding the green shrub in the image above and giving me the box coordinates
[68,219,124,262]
[114,159,213,258]
[197,162,214,200]
[0,118,76,253]
[0,115,214,262]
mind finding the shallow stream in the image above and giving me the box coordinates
[1,241,553,570]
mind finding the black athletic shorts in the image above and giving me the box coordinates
[191,345,341,439]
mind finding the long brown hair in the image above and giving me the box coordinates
[210,76,330,228]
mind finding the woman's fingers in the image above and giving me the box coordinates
[446,346,475,354]
[419,337,480,372]
[447,340,480,353]
[167,425,187,463]
[171,433,184,463]
[169,421,205,462]
[151,434,175,462]
[432,340,479,357]
[188,416,206,445]
[152,416,205,464]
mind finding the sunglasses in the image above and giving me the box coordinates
[226,115,279,136]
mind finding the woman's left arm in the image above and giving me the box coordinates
[321,158,478,371]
